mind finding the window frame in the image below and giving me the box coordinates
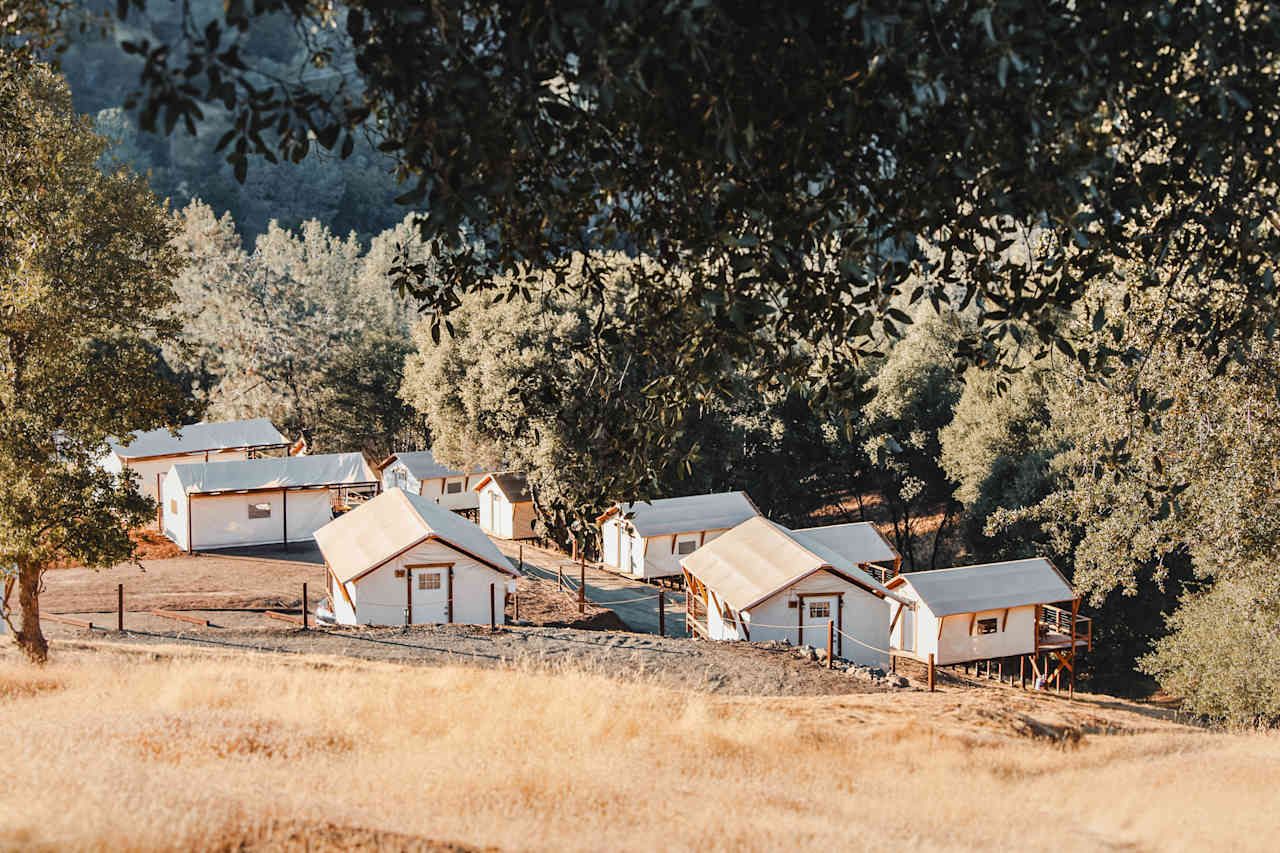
[445,480,463,494]
[808,601,831,619]
[418,572,441,591]
[248,501,272,520]
[675,538,698,555]
[976,617,999,635]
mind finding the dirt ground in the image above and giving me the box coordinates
[43,621,891,696]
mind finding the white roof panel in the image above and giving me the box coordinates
[614,492,761,538]
[315,488,516,583]
[681,517,904,611]
[384,449,490,481]
[171,452,377,494]
[791,522,899,565]
[891,558,1074,617]
[110,418,288,459]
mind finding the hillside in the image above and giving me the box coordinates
[0,645,1273,852]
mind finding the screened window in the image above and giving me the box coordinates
[395,469,408,487]
[446,481,463,494]
[418,572,441,591]
[977,618,999,635]
[809,601,831,619]
[248,502,271,520]
[676,539,698,555]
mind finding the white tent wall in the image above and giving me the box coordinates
[889,587,922,654]
[934,604,1038,665]
[161,469,190,550]
[421,474,482,511]
[340,539,511,627]
[478,482,537,539]
[742,571,890,668]
[381,460,423,495]
[127,450,255,502]
[601,517,622,568]
[328,571,358,625]
[187,488,332,550]
[638,528,728,579]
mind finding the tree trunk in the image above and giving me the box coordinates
[14,560,47,664]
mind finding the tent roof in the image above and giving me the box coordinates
[887,558,1074,617]
[474,472,532,503]
[790,522,900,565]
[110,418,288,459]
[681,517,905,611]
[316,488,516,584]
[170,452,377,494]
[607,492,761,538]
[378,449,490,480]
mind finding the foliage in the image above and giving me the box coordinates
[1141,576,1280,727]
[939,365,1058,562]
[112,1,1280,429]
[166,202,412,442]
[309,332,426,460]
[0,65,189,662]
[861,312,965,570]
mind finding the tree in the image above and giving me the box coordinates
[115,1,1280,409]
[0,66,189,663]
[861,312,965,571]
[309,332,426,459]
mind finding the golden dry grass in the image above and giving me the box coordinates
[0,648,1277,852]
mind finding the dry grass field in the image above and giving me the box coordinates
[1,646,1277,852]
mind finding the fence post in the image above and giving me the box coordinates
[928,653,936,692]
[518,543,523,573]
[514,590,520,622]
[890,654,896,675]
[490,582,496,630]
[302,582,308,630]
[558,565,563,591]
[1020,655,1026,690]
[117,583,124,632]
[578,556,585,614]
[827,619,834,669]
[658,590,665,637]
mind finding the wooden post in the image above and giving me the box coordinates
[447,566,454,623]
[405,568,412,626]
[997,661,1003,683]
[928,653,936,692]
[117,583,124,632]
[658,590,665,637]
[514,590,520,622]
[890,654,896,675]
[558,565,563,590]
[489,582,496,630]
[1020,655,1026,689]
[302,582,308,630]
[156,473,163,528]
[826,619,834,669]
[518,543,523,572]
[282,488,288,552]
[578,555,585,614]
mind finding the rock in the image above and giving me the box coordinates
[891,676,910,688]
[801,646,819,662]
[869,667,886,679]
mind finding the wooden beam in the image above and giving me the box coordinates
[968,612,976,636]
[150,609,212,628]
[265,610,303,625]
[44,613,95,629]
[1000,607,1009,630]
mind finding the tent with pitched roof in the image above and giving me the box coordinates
[314,487,518,626]
[681,516,908,667]
[596,491,763,579]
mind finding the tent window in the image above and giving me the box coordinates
[809,601,830,619]
[977,618,999,635]
[418,572,441,590]
[446,481,463,494]
[395,469,408,487]
[676,539,698,555]
[248,502,271,520]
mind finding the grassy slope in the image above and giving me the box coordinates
[0,648,1275,852]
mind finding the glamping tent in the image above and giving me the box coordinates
[314,488,518,627]
[681,517,908,667]
[885,558,1091,668]
[161,452,379,552]
[376,450,495,512]
[101,418,290,502]
[474,473,538,539]
[597,492,762,579]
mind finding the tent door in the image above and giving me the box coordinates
[801,595,839,649]
[899,605,915,652]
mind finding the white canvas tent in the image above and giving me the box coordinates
[101,418,290,503]
[597,491,762,579]
[161,452,378,552]
[682,517,907,667]
[474,473,538,539]
[886,558,1090,668]
[315,487,517,627]
[376,450,496,512]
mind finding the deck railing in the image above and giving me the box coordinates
[1039,603,1092,649]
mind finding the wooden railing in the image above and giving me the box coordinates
[1039,603,1092,649]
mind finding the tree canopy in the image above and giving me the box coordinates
[0,64,190,662]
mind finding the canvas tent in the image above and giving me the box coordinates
[597,492,762,579]
[376,450,495,512]
[474,473,538,540]
[101,418,290,503]
[886,558,1091,668]
[682,517,908,667]
[161,452,378,552]
[315,487,518,627]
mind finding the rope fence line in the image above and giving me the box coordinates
[716,618,896,657]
